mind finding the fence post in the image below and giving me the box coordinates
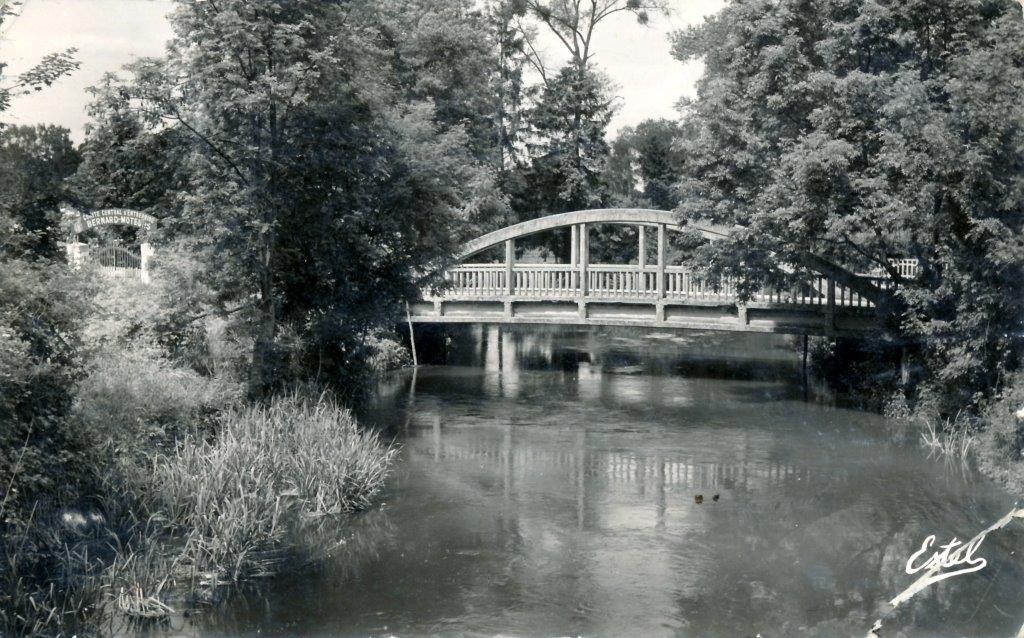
[638,225,647,295]
[140,242,154,284]
[65,241,89,269]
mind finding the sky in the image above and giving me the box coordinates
[1,0,725,143]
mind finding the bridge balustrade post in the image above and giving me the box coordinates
[571,225,578,267]
[579,223,589,297]
[505,239,515,296]
[638,225,646,269]
[656,224,666,299]
[638,225,647,294]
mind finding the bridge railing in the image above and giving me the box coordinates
[445,264,897,309]
[516,264,578,297]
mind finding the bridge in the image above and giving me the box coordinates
[408,209,914,337]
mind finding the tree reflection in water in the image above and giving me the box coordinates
[161,326,1024,638]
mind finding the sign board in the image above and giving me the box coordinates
[82,208,158,233]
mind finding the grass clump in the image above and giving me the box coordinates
[143,393,395,583]
[75,347,241,462]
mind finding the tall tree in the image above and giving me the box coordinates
[90,0,500,394]
[607,118,686,209]
[519,64,617,213]
[519,0,667,181]
[672,0,1024,409]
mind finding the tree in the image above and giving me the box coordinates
[0,4,90,531]
[84,0,502,395]
[517,64,617,214]
[488,0,531,177]
[672,0,1024,409]
[607,118,686,209]
[519,0,667,181]
[70,71,189,216]
[0,126,80,260]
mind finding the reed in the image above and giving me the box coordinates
[920,412,976,465]
[142,392,396,583]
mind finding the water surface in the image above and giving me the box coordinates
[171,327,1024,637]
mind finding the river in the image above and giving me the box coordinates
[169,326,1024,637]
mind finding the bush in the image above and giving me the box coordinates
[977,373,1024,494]
[141,393,395,582]
[365,333,412,375]
[0,259,96,528]
[74,347,242,467]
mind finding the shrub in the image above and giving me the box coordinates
[0,259,96,528]
[365,333,412,375]
[976,373,1024,494]
[75,348,242,466]
[141,393,395,582]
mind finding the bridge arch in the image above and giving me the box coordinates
[458,208,731,260]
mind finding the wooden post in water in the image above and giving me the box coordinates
[405,301,418,367]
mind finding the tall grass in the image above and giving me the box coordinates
[920,413,976,466]
[142,393,396,584]
[75,348,241,461]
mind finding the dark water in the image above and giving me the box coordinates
[168,327,1024,638]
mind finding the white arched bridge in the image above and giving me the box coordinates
[408,209,915,336]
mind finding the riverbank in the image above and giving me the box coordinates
[0,272,398,637]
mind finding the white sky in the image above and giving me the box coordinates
[1,0,725,143]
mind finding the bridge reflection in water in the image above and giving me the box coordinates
[355,326,1024,637]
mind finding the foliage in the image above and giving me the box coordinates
[140,393,395,582]
[0,510,110,638]
[0,125,80,260]
[83,245,224,372]
[75,0,505,396]
[0,260,96,528]
[365,333,413,375]
[70,71,189,217]
[0,3,79,118]
[672,0,1024,411]
[607,118,687,209]
[75,347,242,468]
[516,65,617,213]
[977,373,1024,492]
